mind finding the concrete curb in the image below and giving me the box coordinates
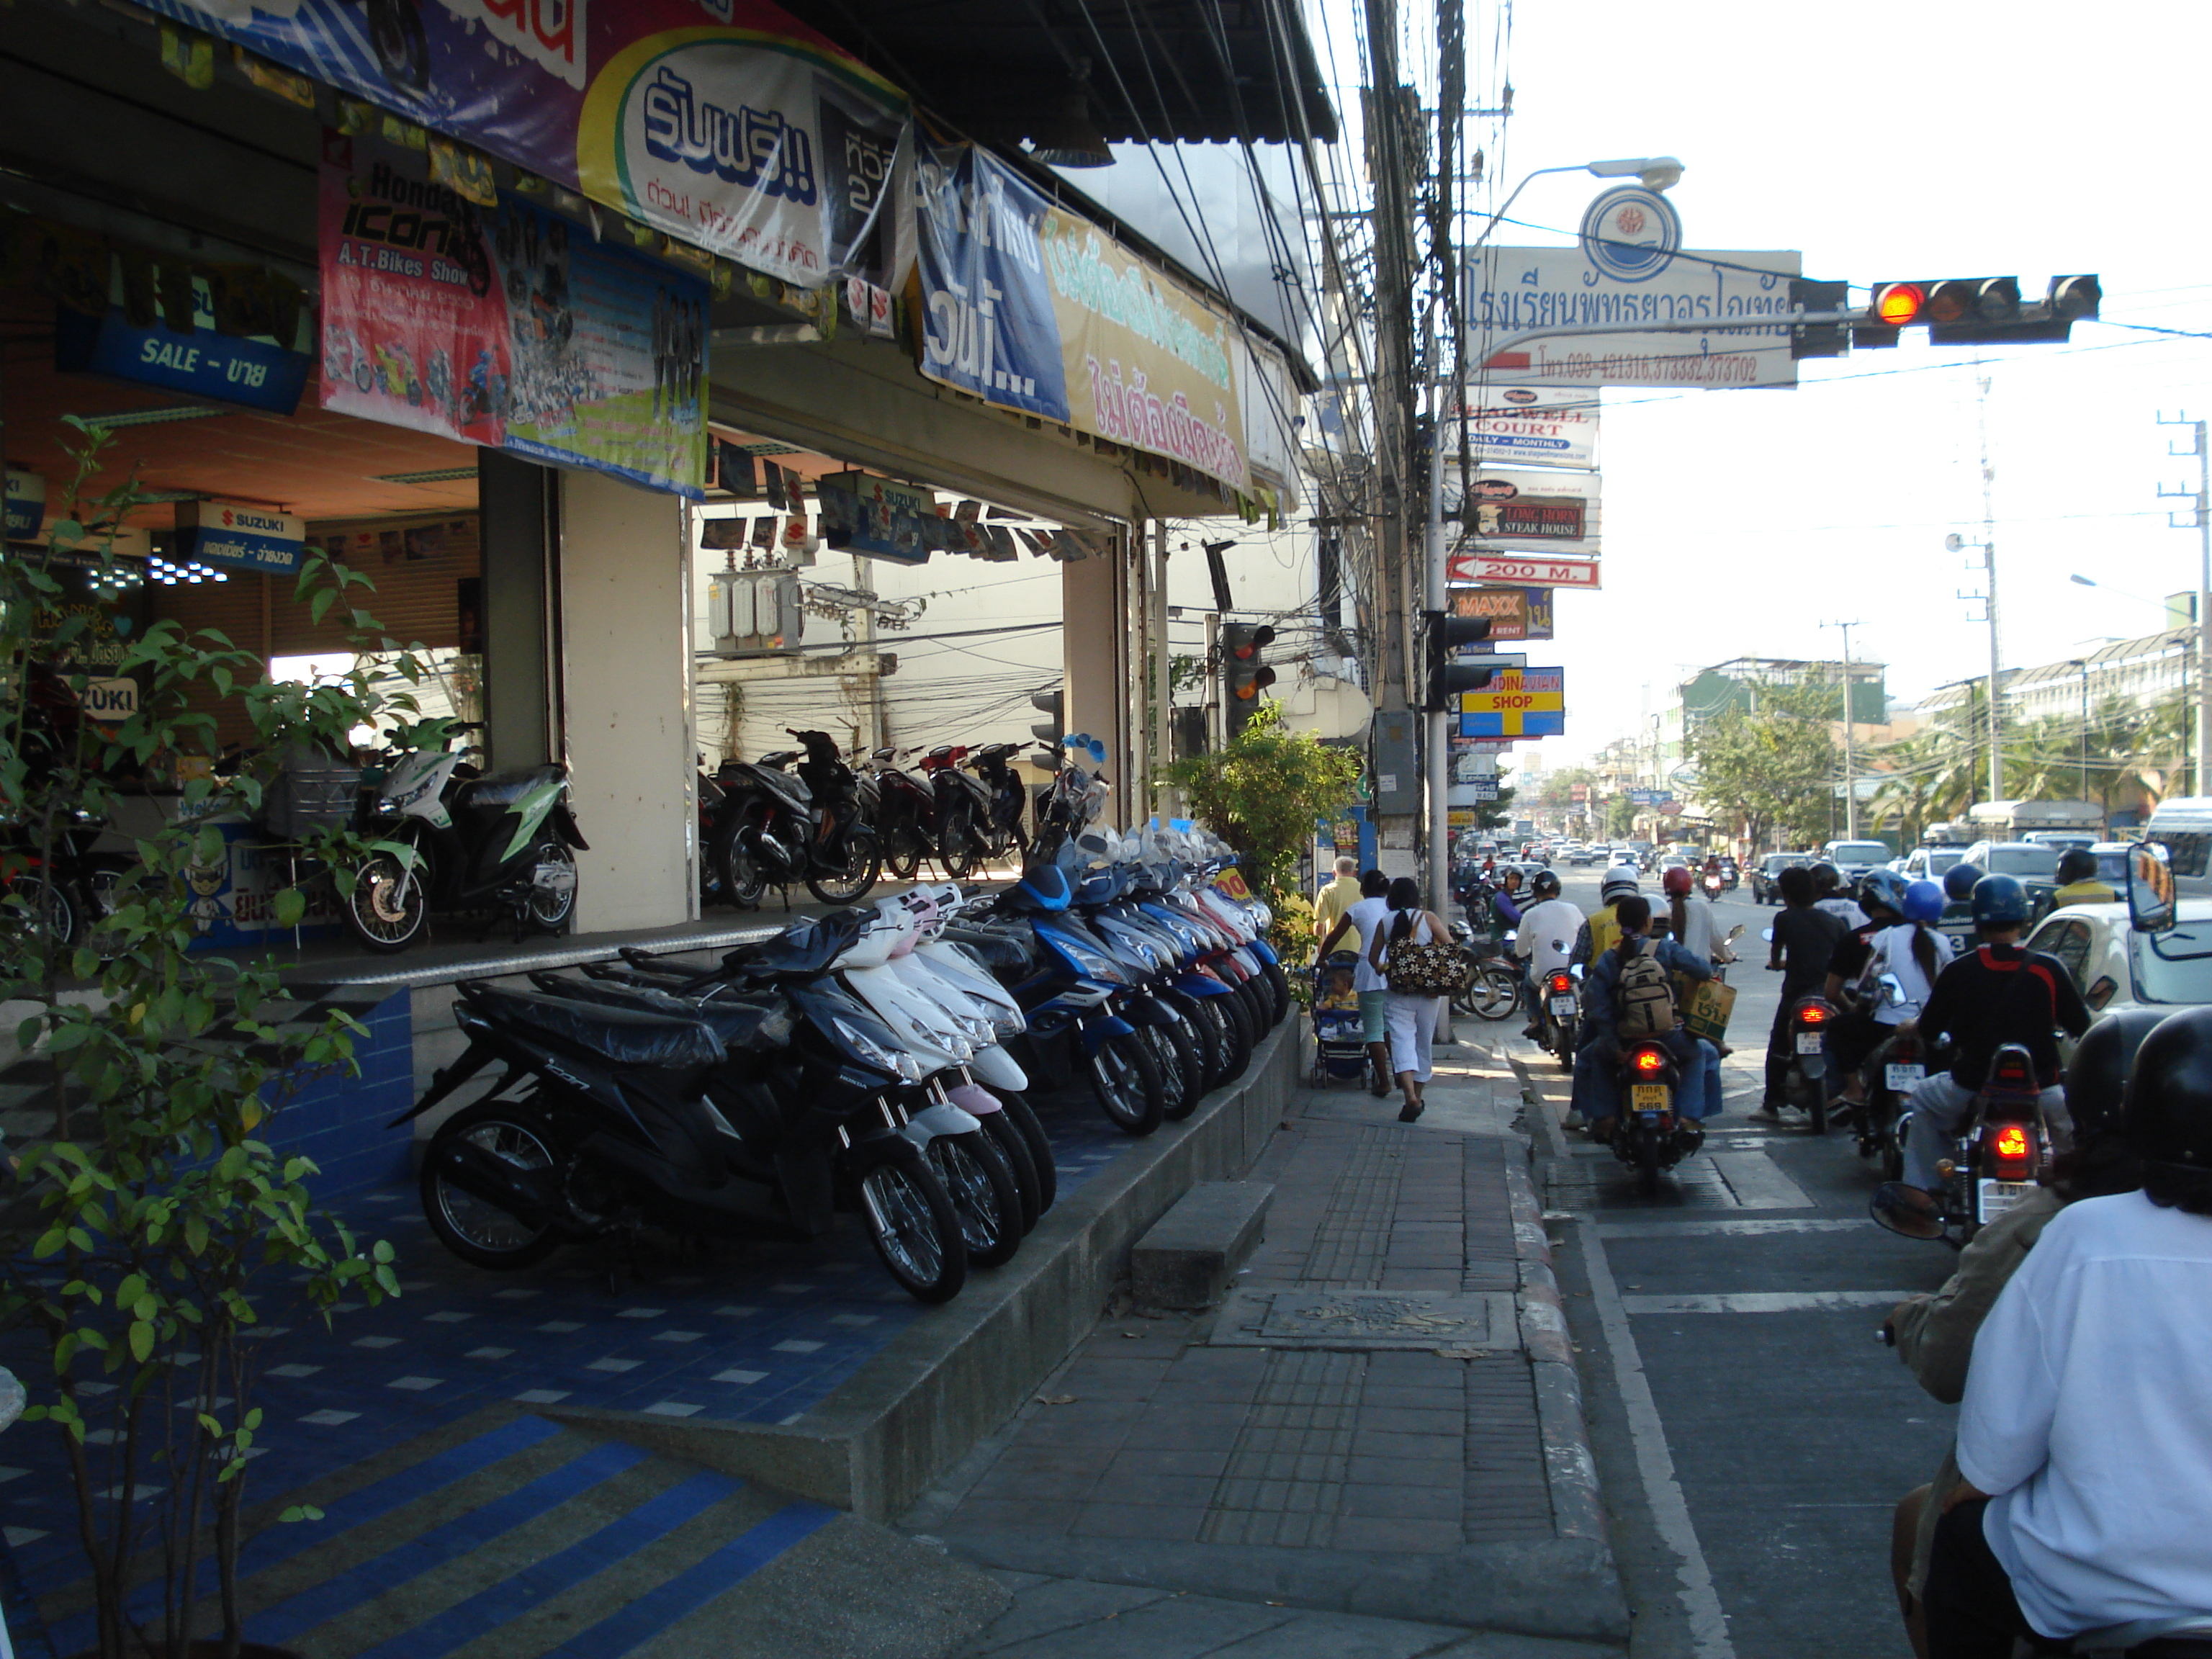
[1501,1050,1610,1548]
[546,1025,1300,1521]
[936,1529,1630,1644]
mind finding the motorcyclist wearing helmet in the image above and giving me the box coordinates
[1570,867,1642,968]
[2049,846,2116,909]
[1758,863,1847,1120]
[1882,1008,2159,1659]
[1821,868,1923,1118]
[1514,868,1583,1040]
[1661,863,1735,968]
[1570,892,1717,1139]
[1923,1007,2212,1657]
[1810,858,1870,930]
[1876,873,2093,1236]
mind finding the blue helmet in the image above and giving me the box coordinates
[1942,860,1987,902]
[1969,873,2031,928]
[1858,867,1910,919]
[1902,879,1946,923]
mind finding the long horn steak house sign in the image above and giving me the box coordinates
[140,0,908,289]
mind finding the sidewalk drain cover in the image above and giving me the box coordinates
[1210,1288,1518,1351]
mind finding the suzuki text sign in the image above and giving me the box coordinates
[1450,552,1601,590]
[176,500,304,576]
[1460,667,1565,739]
[1465,245,1802,390]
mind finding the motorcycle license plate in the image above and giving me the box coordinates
[1630,1084,1669,1110]
[1885,1063,1925,1091]
[1977,1178,2035,1223]
[1796,1032,1825,1055]
[1550,995,1577,1017]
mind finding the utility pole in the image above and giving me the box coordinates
[1822,619,1863,837]
[2159,413,2212,794]
[1975,371,2004,803]
[1423,303,1452,917]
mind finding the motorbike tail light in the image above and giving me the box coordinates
[1632,1046,1666,1076]
[1990,1051,2036,1090]
[1549,972,1573,994]
[1797,1003,1830,1026]
[1991,1123,2031,1173]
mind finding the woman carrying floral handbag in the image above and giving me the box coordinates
[1368,877,1460,1121]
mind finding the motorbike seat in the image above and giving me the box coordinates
[529,976,791,1052]
[453,764,563,811]
[462,984,724,1071]
[755,750,800,768]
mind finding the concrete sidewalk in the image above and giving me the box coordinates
[908,1044,1628,1655]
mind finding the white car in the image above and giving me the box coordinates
[2024,899,2212,1025]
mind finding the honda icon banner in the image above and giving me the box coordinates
[320,131,709,496]
[137,0,907,289]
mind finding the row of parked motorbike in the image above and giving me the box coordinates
[400,824,1290,1302]
[698,732,1040,911]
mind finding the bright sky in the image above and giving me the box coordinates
[1319,0,2212,769]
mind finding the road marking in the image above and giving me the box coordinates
[1623,1290,1912,1316]
[1708,1152,1814,1210]
[1578,1221,1737,1659]
[1595,1218,1866,1240]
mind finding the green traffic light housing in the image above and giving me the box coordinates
[1854,273,2098,349]
[1221,622,1278,734]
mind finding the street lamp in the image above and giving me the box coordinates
[1467,156,1686,253]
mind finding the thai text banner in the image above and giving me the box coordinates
[320,132,709,497]
[138,0,906,288]
[913,135,1249,493]
[1463,246,1802,390]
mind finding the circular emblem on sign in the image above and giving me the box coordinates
[1471,480,1519,500]
[1501,388,1538,405]
[1578,186,1682,284]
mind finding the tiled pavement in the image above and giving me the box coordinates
[0,1076,1144,1642]
[920,1047,1622,1650]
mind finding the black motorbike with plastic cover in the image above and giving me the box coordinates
[397,947,970,1302]
[711,729,881,907]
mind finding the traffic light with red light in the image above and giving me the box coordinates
[1422,611,1496,712]
[1221,622,1277,735]
[1856,274,2099,348]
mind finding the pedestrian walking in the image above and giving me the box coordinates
[1368,876,1453,1123]
[1313,854,1363,942]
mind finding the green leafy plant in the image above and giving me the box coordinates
[0,421,425,1658]
[1160,703,1362,968]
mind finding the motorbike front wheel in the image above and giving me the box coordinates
[927,1131,1023,1269]
[881,822,927,883]
[525,841,577,935]
[1148,1016,1203,1121]
[1465,963,1521,1021]
[421,1102,567,1270]
[714,824,768,909]
[995,1090,1056,1215]
[858,1159,967,1303]
[978,1110,1042,1234]
[345,848,429,953]
[1087,1028,1166,1136]
[805,828,881,906]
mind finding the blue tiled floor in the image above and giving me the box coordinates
[0,1082,1140,1605]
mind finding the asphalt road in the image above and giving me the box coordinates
[1515,866,1961,1659]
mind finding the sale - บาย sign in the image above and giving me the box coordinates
[1460,667,1565,739]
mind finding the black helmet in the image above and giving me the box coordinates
[1858,867,1910,919]
[1531,869,1561,898]
[2067,1010,2169,1141]
[2123,1007,2212,1172]
[1969,873,2031,927]
[1943,860,1987,902]
[2056,847,2099,885]
[1809,859,1843,896]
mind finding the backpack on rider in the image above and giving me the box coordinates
[1617,938,1678,1038]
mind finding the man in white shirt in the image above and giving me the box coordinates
[1925,1005,2212,1657]
[1514,869,1586,1041]
[1318,868,1393,1098]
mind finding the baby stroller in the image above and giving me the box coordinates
[1310,950,1373,1087]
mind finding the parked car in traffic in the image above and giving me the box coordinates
[1750,851,1811,904]
[1822,839,1892,881]
[2025,899,2212,1025]
[1898,843,1969,886]
[1959,839,2061,916]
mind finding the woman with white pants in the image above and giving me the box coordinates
[1367,876,1451,1122]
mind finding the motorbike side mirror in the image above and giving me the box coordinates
[1503,930,1517,944]
[1761,928,1775,943]
[1878,973,1907,1007]
[2127,840,2176,934]
[2086,974,2118,1010]
[1569,963,1585,982]
[1725,924,1746,943]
